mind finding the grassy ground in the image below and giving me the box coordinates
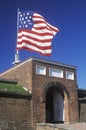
[0,83,30,95]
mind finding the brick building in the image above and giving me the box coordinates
[0,57,79,129]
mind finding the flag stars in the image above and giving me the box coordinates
[19,25,21,28]
[22,17,24,21]
[27,19,30,22]
[25,24,28,27]
[20,14,22,17]
[27,12,29,15]
[29,16,32,19]
[24,21,26,24]
[25,16,28,19]
[18,11,33,29]
[29,22,33,25]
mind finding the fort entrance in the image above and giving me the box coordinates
[46,86,64,123]
[44,82,68,124]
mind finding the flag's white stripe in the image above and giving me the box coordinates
[32,28,51,33]
[18,36,51,46]
[33,18,58,35]
[33,13,59,31]
[18,31,53,40]
[33,23,47,28]
[48,30,57,36]
[17,43,51,54]
[33,13,45,19]
[33,17,45,22]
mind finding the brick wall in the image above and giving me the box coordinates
[0,92,32,130]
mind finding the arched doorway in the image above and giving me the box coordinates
[46,86,64,123]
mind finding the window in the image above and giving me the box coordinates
[66,71,74,80]
[36,65,46,75]
[49,68,63,78]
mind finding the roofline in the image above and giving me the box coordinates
[32,57,77,69]
[0,91,32,99]
[78,88,86,91]
[0,78,17,84]
[0,57,77,76]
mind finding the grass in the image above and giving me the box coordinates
[0,83,30,95]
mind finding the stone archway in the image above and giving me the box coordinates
[43,82,70,124]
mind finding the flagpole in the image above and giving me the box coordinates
[13,8,20,64]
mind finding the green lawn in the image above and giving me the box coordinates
[0,83,30,95]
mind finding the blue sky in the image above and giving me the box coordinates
[0,0,86,89]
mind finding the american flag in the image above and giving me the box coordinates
[17,11,59,56]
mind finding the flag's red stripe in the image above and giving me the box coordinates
[18,34,52,43]
[18,30,53,37]
[33,14,59,33]
[34,21,46,24]
[33,27,52,33]
[33,15,44,19]
[33,26,50,30]
[17,40,52,50]
[17,46,51,56]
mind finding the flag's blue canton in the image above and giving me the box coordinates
[18,11,34,30]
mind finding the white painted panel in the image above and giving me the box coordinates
[49,68,63,78]
[66,71,74,80]
[36,65,46,75]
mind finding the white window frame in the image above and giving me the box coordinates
[36,65,46,75]
[66,71,74,80]
[49,68,63,78]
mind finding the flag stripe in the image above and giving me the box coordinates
[20,46,52,56]
[32,27,52,33]
[33,13,59,34]
[17,41,52,50]
[18,29,53,37]
[18,36,51,45]
[18,30,53,40]
[17,43,52,55]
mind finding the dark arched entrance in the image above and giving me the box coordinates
[46,86,64,123]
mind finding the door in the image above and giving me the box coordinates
[53,91,64,122]
[46,88,64,123]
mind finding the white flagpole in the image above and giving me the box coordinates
[13,8,20,64]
